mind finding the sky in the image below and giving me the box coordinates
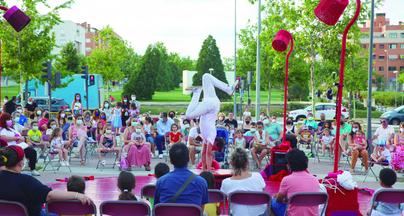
[5,0,404,59]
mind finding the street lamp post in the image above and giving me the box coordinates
[209,68,214,75]
[234,0,238,118]
[255,0,262,121]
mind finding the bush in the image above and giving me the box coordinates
[289,84,309,101]
[373,92,403,107]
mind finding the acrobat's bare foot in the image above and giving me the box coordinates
[185,86,202,91]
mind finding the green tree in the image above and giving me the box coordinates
[0,0,72,84]
[54,42,82,75]
[123,44,161,100]
[193,35,229,100]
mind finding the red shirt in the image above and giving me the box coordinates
[169,131,181,143]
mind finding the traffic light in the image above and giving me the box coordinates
[55,71,62,87]
[89,75,95,86]
[81,65,88,80]
[41,61,52,81]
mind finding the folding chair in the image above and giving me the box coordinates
[100,200,150,216]
[287,192,328,216]
[368,188,404,216]
[164,132,171,162]
[364,160,390,182]
[153,203,202,216]
[228,191,271,216]
[46,200,97,215]
[96,149,119,170]
[42,147,71,173]
[0,200,28,216]
[208,189,226,214]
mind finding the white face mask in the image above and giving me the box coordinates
[27,101,32,105]
[271,119,276,123]
[401,128,404,133]
[124,99,127,103]
[76,120,83,125]
[51,125,57,130]
[16,109,23,113]
[14,117,20,123]
[106,129,112,134]
[308,117,314,121]
[60,113,66,118]
[37,111,42,116]
[135,128,142,133]
[104,104,109,108]
[131,96,136,101]
[33,126,39,131]
[352,128,358,133]
[250,128,256,132]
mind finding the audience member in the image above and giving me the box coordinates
[154,143,208,206]
[155,112,174,158]
[0,146,92,216]
[118,171,137,201]
[320,128,334,156]
[3,96,17,114]
[272,149,320,216]
[233,129,246,151]
[216,112,226,127]
[127,124,151,171]
[251,121,270,169]
[317,113,327,128]
[243,115,253,132]
[67,175,86,194]
[370,168,403,216]
[348,122,368,173]
[72,93,83,117]
[169,123,182,147]
[373,118,395,147]
[264,116,282,145]
[50,128,69,166]
[97,125,120,166]
[154,162,170,179]
[188,120,203,165]
[15,105,28,127]
[371,141,391,164]
[391,122,403,171]
[68,115,88,165]
[224,112,238,131]
[221,148,266,216]
[24,97,38,115]
[303,113,318,130]
[200,171,219,216]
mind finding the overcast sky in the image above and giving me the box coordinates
[5,0,404,59]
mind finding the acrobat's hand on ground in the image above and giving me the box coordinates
[230,79,240,96]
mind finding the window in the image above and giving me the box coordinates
[401,55,404,60]
[378,55,385,60]
[86,38,91,43]
[315,105,324,111]
[373,54,376,59]
[388,66,397,71]
[379,66,384,71]
[388,55,398,60]
[323,105,335,110]
[401,44,404,49]
[400,66,404,71]
[379,44,384,49]
[389,44,397,49]
[389,33,397,38]
[401,33,404,38]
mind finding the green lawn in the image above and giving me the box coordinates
[1,85,20,99]
[110,87,283,103]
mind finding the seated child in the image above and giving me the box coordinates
[370,168,403,216]
[169,123,182,147]
[233,130,246,151]
[298,126,313,146]
[320,128,334,156]
[118,171,137,201]
[371,142,391,164]
[67,175,85,194]
[200,171,219,216]
[27,121,42,146]
[154,162,170,179]
[50,128,69,166]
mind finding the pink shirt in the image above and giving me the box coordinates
[279,171,320,216]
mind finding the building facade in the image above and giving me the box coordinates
[360,13,403,90]
[79,22,100,56]
[52,20,86,56]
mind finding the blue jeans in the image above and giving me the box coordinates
[271,199,287,216]
[155,135,165,154]
[146,134,154,144]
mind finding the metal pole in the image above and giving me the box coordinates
[366,0,375,150]
[255,0,261,121]
[0,39,2,107]
[48,81,51,112]
[86,77,89,110]
[233,0,237,118]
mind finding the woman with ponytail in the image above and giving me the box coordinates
[220,148,266,216]
[0,145,93,216]
[117,171,137,201]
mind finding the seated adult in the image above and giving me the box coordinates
[15,105,28,127]
[251,121,270,169]
[0,113,40,176]
[11,111,26,133]
[127,124,151,171]
[264,116,282,144]
[243,115,253,132]
[220,148,266,216]
[0,145,92,216]
[303,113,318,130]
[348,122,368,173]
[155,112,174,159]
[154,143,208,206]
[188,120,203,166]
[272,149,320,216]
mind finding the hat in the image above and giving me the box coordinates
[7,145,25,162]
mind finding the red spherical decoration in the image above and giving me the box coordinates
[272,30,292,52]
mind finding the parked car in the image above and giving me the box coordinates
[288,103,349,121]
[32,97,70,112]
[380,105,404,125]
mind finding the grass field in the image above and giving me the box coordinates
[110,87,284,103]
[1,85,20,99]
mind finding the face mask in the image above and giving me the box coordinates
[352,128,358,133]
[3,99,7,103]
[308,117,314,121]
[271,119,276,123]
[184,124,190,128]
[131,122,137,127]
[27,101,32,105]
[60,113,66,118]
[51,125,57,130]
[263,119,270,125]
[14,117,20,123]
[85,116,91,121]
[169,114,175,119]
[104,104,109,108]
[250,128,256,132]
[400,128,404,133]
[33,126,39,131]
[135,128,141,133]
[6,120,13,127]
[16,109,23,113]
[124,99,127,103]
[101,116,106,120]
[131,97,136,100]
[76,120,83,125]
[76,96,80,100]
[37,111,42,116]
[106,129,112,134]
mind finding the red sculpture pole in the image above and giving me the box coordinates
[0,6,8,11]
[331,0,361,172]
[272,30,293,143]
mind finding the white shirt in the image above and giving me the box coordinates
[188,127,202,146]
[0,128,28,149]
[220,172,266,216]
[374,126,395,143]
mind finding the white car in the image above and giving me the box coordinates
[288,103,349,121]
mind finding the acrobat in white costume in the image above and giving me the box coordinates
[186,73,236,171]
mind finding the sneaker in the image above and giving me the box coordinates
[60,161,66,166]
[158,154,163,159]
[101,160,106,166]
[31,170,40,176]
[65,161,70,166]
